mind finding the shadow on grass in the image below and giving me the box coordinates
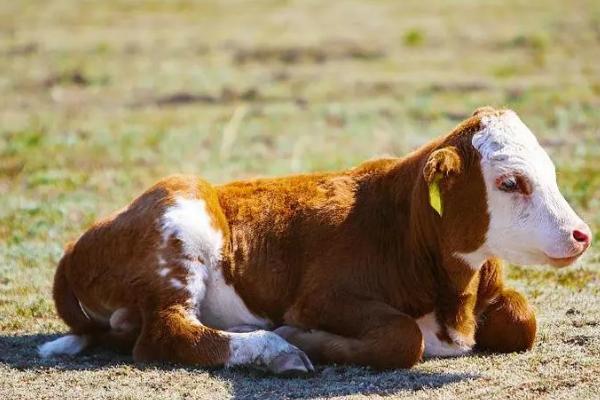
[0,333,132,370]
[214,367,478,399]
[1,333,478,399]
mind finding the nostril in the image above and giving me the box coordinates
[573,229,589,243]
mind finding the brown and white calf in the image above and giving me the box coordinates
[39,107,592,374]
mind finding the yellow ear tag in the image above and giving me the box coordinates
[429,175,443,216]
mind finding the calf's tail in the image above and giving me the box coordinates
[38,245,95,358]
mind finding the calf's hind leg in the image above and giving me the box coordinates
[133,303,314,374]
[132,304,229,366]
[135,187,313,374]
[475,289,536,353]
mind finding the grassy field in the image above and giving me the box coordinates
[1,0,599,398]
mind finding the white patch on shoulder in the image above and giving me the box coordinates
[38,334,90,358]
[161,196,269,330]
[416,312,473,357]
[161,198,216,308]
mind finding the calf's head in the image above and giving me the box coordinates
[427,108,592,268]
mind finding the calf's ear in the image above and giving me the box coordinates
[423,146,462,184]
[423,146,462,216]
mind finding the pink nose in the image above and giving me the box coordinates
[572,229,590,244]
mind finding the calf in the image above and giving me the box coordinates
[39,107,592,374]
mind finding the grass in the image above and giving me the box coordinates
[1,0,599,398]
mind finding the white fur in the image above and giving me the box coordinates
[183,260,209,308]
[470,111,588,266]
[172,310,287,368]
[455,250,488,270]
[162,197,223,265]
[201,266,270,330]
[38,334,90,358]
[158,267,170,277]
[169,277,185,289]
[416,312,473,357]
[162,197,269,330]
[161,199,214,308]
[161,196,275,366]
[225,330,297,367]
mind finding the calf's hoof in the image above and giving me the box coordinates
[267,347,314,376]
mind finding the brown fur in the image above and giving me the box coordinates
[50,107,536,370]
[53,177,231,365]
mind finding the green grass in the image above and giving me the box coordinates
[1,0,599,399]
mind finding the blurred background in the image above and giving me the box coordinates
[0,1,599,397]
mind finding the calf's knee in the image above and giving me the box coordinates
[366,315,424,370]
[476,289,536,353]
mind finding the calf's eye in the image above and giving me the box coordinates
[498,176,519,192]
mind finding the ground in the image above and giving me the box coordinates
[1,0,599,399]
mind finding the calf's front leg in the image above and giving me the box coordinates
[278,300,424,369]
[475,288,537,353]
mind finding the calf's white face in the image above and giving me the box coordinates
[472,111,592,267]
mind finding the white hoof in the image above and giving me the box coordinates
[226,330,314,375]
